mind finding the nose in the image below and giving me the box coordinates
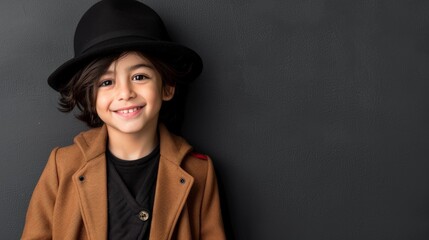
[116,81,136,101]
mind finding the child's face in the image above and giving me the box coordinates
[95,52,175,137]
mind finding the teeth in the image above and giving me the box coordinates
[118,107,139,114]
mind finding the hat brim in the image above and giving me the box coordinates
[48,37,203,91]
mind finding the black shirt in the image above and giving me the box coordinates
[106,145,160,240]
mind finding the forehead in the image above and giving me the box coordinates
[106,51,155,71]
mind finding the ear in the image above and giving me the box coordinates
[162,85,175,101]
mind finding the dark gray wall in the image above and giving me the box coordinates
[2,0,429,239]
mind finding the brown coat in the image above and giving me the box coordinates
[22,125,225,240]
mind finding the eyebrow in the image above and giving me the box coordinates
[127,63,154,71]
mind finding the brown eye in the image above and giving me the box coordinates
[132,74,149,81]
[99,80,113,87]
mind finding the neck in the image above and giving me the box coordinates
[106,126,159,161]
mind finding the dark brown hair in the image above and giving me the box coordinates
[58,51,187,129]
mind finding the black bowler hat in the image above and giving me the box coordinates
[48,0,203,91]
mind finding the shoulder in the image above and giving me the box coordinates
[183,151,210,167]
[54,144,82,161]
[49,127,104,172]
[47,144,84,176]
[54,128,92,160]
[189,152,209,161]
[181,151,216,183]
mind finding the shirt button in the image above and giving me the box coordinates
[139,210,150,222]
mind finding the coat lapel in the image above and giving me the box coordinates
[73,126,108,240]
[149,125,194,240]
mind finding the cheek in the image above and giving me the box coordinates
[145,88,163,109]
[95,93,110,113]
[145,81,164,102]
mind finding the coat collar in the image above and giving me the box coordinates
[72,124,194,240]
[73,124,191,166]
[73,125,108,162]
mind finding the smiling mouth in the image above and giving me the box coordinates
[114,106,143,114]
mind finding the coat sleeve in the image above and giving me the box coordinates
[21,148,60,240]
[200,157,226,240]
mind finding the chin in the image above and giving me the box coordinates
[116,125,146,134]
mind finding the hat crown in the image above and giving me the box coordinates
[74,0,170,56]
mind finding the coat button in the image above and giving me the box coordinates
[78,176,85,182]
[180,178,186,184]
[139,210,150,221]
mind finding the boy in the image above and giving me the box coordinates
[22,0,225,239]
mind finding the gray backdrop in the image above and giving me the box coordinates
[2,0,429,239]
